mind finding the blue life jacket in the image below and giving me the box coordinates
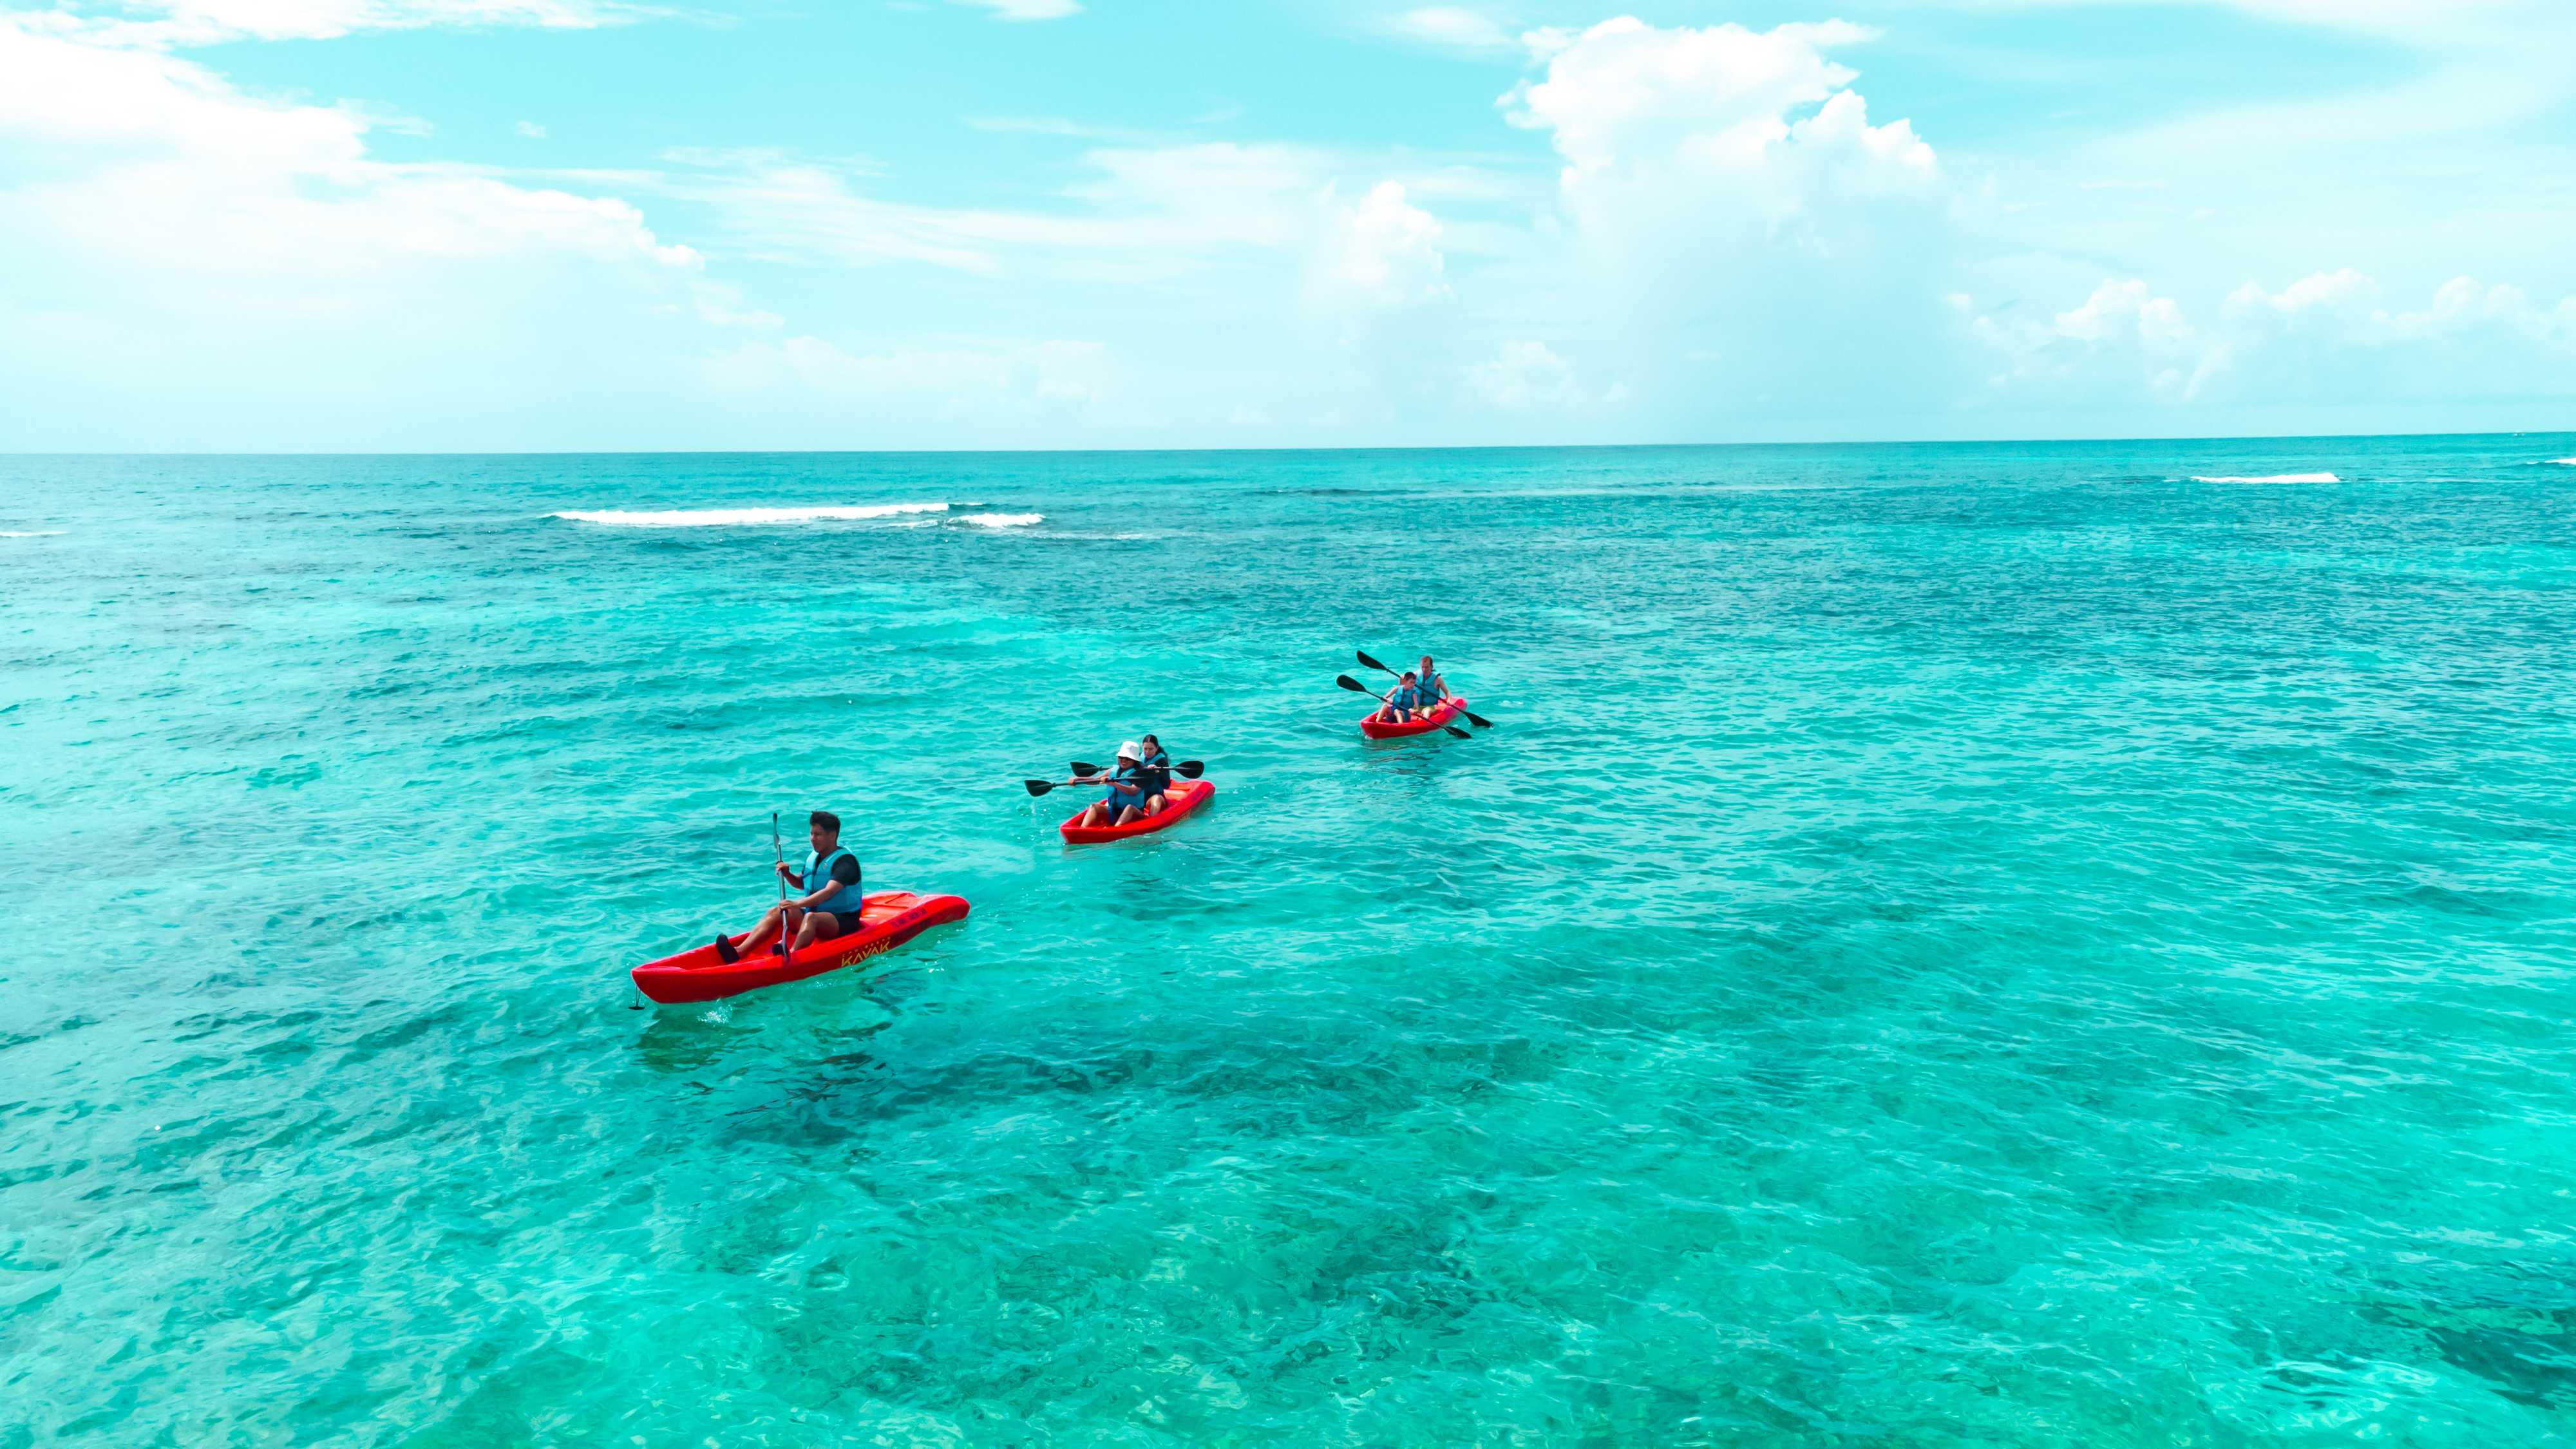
[800,846,866,918]
[1104,764,1142,802]
[1392,684,1423,711]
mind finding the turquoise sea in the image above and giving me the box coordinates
[6,436,2576,1445]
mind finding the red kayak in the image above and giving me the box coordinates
[1060,777,1215,844]
[1359,695,1469,739]
[630,889,969,1004]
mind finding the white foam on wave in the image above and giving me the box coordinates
[2552,458,2576,466]
[2191,472,2340,484]
[958,513,1043,529]
[1,529,64,538]
[552,502,950,528]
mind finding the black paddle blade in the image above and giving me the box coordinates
[1356,650,1396,675]
[1069,761,1098,777]
[1445,726,1472,739]
[1462,708,1494,728]
[1336,674,1369,692]
[1023,779,1059,796]
[1174,761,1205,778]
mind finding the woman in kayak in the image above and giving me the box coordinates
[1135,734,1173,815]
[1074,744,1150,829]
[1368,670,1426,724]
[714,810,864,962]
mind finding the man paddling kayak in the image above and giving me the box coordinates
[714,810,864,961]
[1415,654,1449,708]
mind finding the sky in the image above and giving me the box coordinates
[0,0,2570,450]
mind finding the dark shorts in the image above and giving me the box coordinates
[795,904,860,938]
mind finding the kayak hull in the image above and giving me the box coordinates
[1359,695,1468,739]
[1060,777,1215,844]
[630,889,969,1004]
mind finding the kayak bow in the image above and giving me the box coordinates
[1059,777,1215,844]
[630,889,969,1004]
[1359,695,1469,740]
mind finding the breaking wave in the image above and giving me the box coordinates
[1,529,64,538]
[551,502,950,528]
[959,513,1043,529]
[2191,472,2340,484]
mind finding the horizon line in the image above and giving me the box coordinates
[6,426,2573,459]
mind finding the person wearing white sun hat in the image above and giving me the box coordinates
[1073,743,1150,829]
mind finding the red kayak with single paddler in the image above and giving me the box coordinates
[1060,777,1215,844]
[1359,695,1470,740]
[630,889,969,1004]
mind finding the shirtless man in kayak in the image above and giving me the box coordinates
[715,810,866,961]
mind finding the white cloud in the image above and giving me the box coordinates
[1374,6,1519,56]
[677,142,1465,293]
[1968,269,2576,415]
[2055,278,2192,346]
[1468,339,1576,410]
[516,118,546,138]
[705,336,1107,404]
[1502,17,1929,193]
[945,0,1080,21]
[1495,17,1953,430]
[965,115,1144,140]
[0,8,726,446]
[660,150,1007,272]
[1948,0,2543,45]
[70,0,648,46]
[0,15,694,276]
[678,142,1340,272]
[1311,180,1446,307]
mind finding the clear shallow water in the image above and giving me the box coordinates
[5,437,2576,1444]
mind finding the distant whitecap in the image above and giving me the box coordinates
[2190,472,2340,484]
[0,529,65,537]
[958,513,1043,528]
[551,502,949,527]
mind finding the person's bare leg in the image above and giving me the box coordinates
[737,903,788,953]
[765,906,810,954]
[1079,802,1110,828]
[795,911,839,949]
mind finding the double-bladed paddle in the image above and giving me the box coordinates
[1354,650,1494,729]
[1070,759,1203,779]
[1337,674,1472,738]
[1026,760,1205,796]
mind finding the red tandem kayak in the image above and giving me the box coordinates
[1359,695,1469,739]
[630,889,969,1004]
[1060,777,1215,844]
